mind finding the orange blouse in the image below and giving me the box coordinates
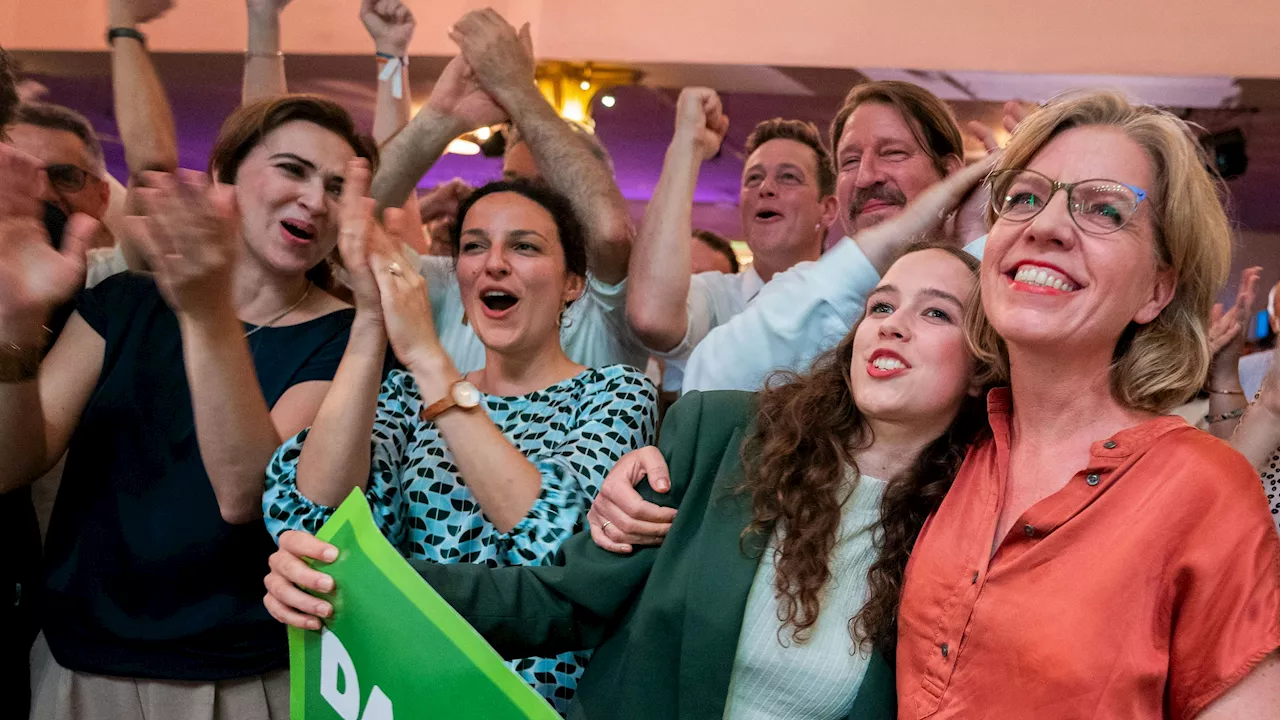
[897,388,1280,720]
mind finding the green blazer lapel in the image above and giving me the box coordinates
[846,649,897,720]
[677,426,768,718]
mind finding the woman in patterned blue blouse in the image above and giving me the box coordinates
[262,165,657,713]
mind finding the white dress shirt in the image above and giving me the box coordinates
[412,253,650,374]
[649,266,764,392]
[680,236,987,394]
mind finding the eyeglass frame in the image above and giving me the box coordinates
[987,168,1149,235]
[43,163,101,193]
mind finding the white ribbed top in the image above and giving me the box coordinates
[722,471,885,720]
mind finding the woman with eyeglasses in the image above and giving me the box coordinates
[895,91,1280,719]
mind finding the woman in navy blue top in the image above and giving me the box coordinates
[0,94,376,719]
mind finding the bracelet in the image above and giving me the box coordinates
[106,27,146,47]
[1203,385,1245,395]
[246,50,284,58]
[1204,407,1247,424]
[376,54,408,100]
[0,326,52,383]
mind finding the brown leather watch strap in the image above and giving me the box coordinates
[420,394,456,422]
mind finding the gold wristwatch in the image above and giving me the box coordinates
[420,379,482,421]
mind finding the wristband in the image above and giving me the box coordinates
[106,27,146,47]
[376,54,408,100]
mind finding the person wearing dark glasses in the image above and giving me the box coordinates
[9,103,113,234]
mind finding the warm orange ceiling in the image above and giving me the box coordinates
[3,0,1278,78]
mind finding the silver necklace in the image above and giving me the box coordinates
[243,283,312,338]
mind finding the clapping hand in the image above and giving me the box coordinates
[334,160,443,372]
[447,10,536,110]
[125,171,240,318]
[1208,266,1263,391]
[0,215,97,344]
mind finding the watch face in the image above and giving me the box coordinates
[452,381,481,409]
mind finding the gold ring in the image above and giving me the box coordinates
[601,520,612,532]
[387,262,403,277]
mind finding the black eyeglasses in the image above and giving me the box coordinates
[44,164,97,193]
[989,168,1149,235]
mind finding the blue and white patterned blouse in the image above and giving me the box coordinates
[263,364,657,714]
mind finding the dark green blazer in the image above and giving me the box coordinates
[413,390,896,720]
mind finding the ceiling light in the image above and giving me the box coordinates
[601,95,616,108]
[445,138,480,156]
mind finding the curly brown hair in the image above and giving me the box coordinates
[740,242,989,652]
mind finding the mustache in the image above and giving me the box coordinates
[850,184,908,218]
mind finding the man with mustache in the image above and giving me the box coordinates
[677,80,993,393]
[627,87,839,392]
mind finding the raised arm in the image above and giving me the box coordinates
[361,0,415,146]
[108,0,179,179]
[126,170,318,524]
[287,161,397,510]
[0,149,103,491]
[242,0,293,103]
[626,88,728,352]
[680,156,995,393]
[451,11,633,284]
[369,53,506,212]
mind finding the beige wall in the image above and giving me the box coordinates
[5,0,1280,78]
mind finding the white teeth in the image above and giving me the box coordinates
[1013,265,1075,291]
[872,357,906,371]
[484,291,509,298]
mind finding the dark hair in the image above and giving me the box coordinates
[0,48,19,132]
[739,242,989,653]
[449,178,589,282]
[744,118,835,197]
[692,229,739,273]
[208,94,378,184]
[14,102,105,169]
[829,81,964,179]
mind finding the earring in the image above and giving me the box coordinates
[461,311,469,327]
[558,305,573,329]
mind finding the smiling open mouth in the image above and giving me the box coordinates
[481,291,519,312]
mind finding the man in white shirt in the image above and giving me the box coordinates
[677,81,995,393]
[626,88,840,391]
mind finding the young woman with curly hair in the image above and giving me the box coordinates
[262,240,989,720]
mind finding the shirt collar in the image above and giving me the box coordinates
[984,386,1189,461]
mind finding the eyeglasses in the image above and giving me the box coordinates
[989,168,1148,235]
[44,164,97,193]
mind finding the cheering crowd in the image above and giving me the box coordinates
[1,0,1279,718]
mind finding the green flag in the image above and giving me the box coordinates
[288,489,561,720]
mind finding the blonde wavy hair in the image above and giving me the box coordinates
[967,90,1232,413]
